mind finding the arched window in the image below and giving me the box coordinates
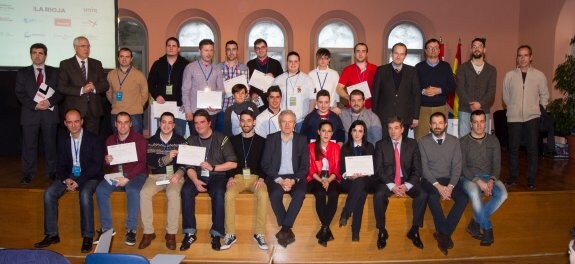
[317,21,355,73]
[177,20,216,62]
[387,23,424,66]
[118,18,148,75]
[247,20,286,68]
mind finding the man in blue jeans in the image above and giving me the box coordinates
[460,110,507,246]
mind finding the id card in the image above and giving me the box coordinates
[166,84,173,95]
[289,96,297,106]
[166,165,174,176]
[242,168,251,180]
[72,165,81,177]
[155,174,170,186]
[116,91,123,101]
[201,169,210,177]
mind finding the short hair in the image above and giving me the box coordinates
[349,89,365,100]
[392,42,407,53]
[354,42,368,53]
[73,36,89,47]
[239,109,256,120]
[316,89,330,101]
[430,111,447,123]
[471,37,487,47]
[225,40,238,48]
[279,110,296,122]
[64,108,82,118]
[267,85,282,98]
[166,37,180,48]
[160,112,175,122]
[425,38,440,49]
[470,110,486,121]
[30,43,47,55]
[387,116,404,128]
[517,44,533,56]
[316,48,331,60]
[231,83,248,94]
[117,47,132,57]
[116,111,132,122]
[287,51,300,61]
[193,109,211,122]
[253,38,267,47]
[199,39,214,49]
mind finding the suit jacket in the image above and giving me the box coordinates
[261,131,309,182]
[14,65,62,125]
[58,56,109,117]
[374,137,421,187]
[372,64,420,125]
[56,129,104,187]
[307,141,341,182]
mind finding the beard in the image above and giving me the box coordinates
[241,126,254,134]
[472,52,484,59]
[431,127,446,137]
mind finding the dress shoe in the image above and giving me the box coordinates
[317,226,328,247]
[480,228,494,246]
[81,237,93,253]
[34,235,60,248]
[286,228,296,246]
[165,234,176,250]
[376,230,388,250]
[466,218,483,240]
[179,233,196,251]
[433,232,448,256]
[407,229,424,249]
[138,233,156,249]
[447,235,454,249]
[339,211,350,227]
[326,227,334,241]
[351,232,360,242]
[211,235,221,251]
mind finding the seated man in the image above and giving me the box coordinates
[460,110,507,246]
[180,109,237,251]
[300,90,345,144]
[222,110,269,250]
[139,112,187,250]
[95,112,148,246]
[34,108,104,253]
[261,110,309,248]
[223,83,259,137]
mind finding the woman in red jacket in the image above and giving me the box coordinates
[307,120,341,247]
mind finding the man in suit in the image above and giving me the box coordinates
[261,110,309,248]
[15,43,62,184]
[372,42,421,139]
[58,36,109,135]
[33,108,104,253]
[373,117,427,250]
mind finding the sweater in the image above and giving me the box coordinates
[459,133,501,182]
[502,66,549,122]
[147,55,189,106]
[455,61,497,113]
[146,130,187,175]
[418,133,462,186]
[300,110,345,143]
[415,61,456,107]
[105,129,148,179]
[106,67,149,115]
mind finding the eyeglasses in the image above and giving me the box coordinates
[427,46,440,51]
[254,46,267,51]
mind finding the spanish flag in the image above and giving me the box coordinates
[448,39,461,118]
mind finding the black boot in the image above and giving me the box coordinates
[466,218,482,240]
[480,228,494,246]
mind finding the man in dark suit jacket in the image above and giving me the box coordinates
[34,108,104,253]
[58,36,109,135]
[261,110,309,248]
[373,117,427,250]
[372,43,421,139]
[15,43,62,184]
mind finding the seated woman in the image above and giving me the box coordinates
[338,120,375,242]
[306,120,341,247]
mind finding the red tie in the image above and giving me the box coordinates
[37,68,43,87]
[394,141,401,185]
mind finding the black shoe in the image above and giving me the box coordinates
[326,227,334,241]
[81,237,93,253]
[211,235,221,251]
[179,233,196,251]
[34,235,60,248]
[339,211,350,227]
[447,235,454,249]
[505,180,517,186]
[480,228,494,246]
[377,230,388,250]
[434,232,448,256]
[20,178,31,185]
[528,184,536,190]
[351,232,360,242]
[466,219,483,240]
[318,226,328,247]
[407,229,424,249]
[286,228,296,245]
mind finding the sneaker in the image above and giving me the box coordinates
[125,230,137,246]
[220,234,237,250]
[180,233,197,251]
[93,228,116,245]
[253,234,269,250]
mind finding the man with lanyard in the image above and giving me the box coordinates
[272,51,315,132]
[180,109,237,251]
[339,90,382,145]
[308,48,340,114]
[148,37,190,137]
[106,48,149,134]
[221,110,269,250]
[255,85,282,138]
[247,38,283,110]
[335,43,377,109]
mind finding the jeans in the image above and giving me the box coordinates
[44,179,99,238]
[96,173,147,231]
[459,111,491,137]
[508,118,540,185]
[461,177,508,229]
[181,175,227,237]
[111,114,144,135]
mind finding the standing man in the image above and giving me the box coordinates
[33,108,103,253]
[419,112,467,255]
[255,85,282,138]
[339,90,382,145]
[220,40,250,111]
[261,110,309,248]
[59,36,109,135]
[180,109,237,251]
[460,110,507,246]
[415,38,456,140]
[182,39,224,135]
[148,37,190,137]
[308,48,340,112]
[372,42,421,139]
[456,38,497,137]
[503,45,549,189]
[15,43,62,184]
[335,43,377,109]
[247,39,284,110]
[373,117,426,250]
[222,110,269,250]
[106,48,149,134]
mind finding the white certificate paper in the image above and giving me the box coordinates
[224,75,249,97]
[104,172,126,185]
[107,142,138,165]
[177,145,206,166]
[197,90,223,109]
[152,101,183,119]
[345,155,374,176]
[346,81,372,100]
[34,83,55,111]
[248,70,275,93]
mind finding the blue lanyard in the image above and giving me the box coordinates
[116,66,131,89]
[224,63,239,80]
[167,64,172,85]
[353,145,362,156]
[73,138,80,163]
[256,59,270,74]
[198,60,213,83]
[316,71,328,91]
[241,136,254,167]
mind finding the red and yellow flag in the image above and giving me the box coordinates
[448,39,461,118]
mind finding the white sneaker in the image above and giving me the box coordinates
[220,234,237,250]
[253,234,269,250]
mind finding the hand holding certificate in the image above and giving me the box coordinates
[104,172,127,186]
[197,90,223,109]
[34,83,55,111]
[177,145,206,166]
[107,142,138,165]
[248,70,275,93]
[344,155,374,176]
[346,81,372,100]
[224,75,249,97]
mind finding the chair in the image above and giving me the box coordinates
[85,253,150,264]
[0,249,70,264]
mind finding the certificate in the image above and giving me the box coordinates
[107,142,138,165]
[177,145,206,166]
[34,83,55,111]
[197,90,223,109]
[248,70,275,93]
[346,81,372,100]
[224,75,249,97]
[152,101,181,119]
[345,155,374,176]
[104,172,126,186]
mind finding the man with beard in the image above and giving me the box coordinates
[223,84,259,137]
[418,112,467,256]
[335,43,377,109]
[339,90,382,145]
[456,38,497,137]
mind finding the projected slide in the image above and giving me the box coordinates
[0,0,116,68]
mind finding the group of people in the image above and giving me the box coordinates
[16,34,549,255]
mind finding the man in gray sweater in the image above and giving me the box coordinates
[419,112,467,256]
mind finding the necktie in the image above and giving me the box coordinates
[36,68,43,87]
[437,139,443,145]
[394,68,400,74]
[81,60,87,83]
[394,141,401,185]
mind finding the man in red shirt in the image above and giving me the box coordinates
[335,43,377,109]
